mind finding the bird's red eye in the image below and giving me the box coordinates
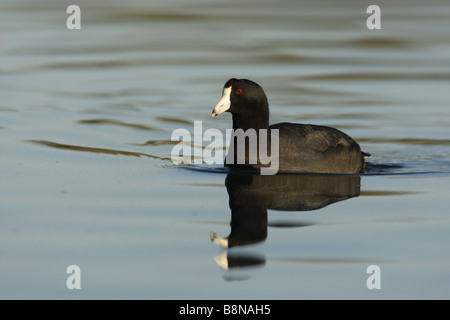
[236,89,243,94]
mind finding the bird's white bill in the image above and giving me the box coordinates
[211,86,231,117]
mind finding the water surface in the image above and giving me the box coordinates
[1,0,450,299]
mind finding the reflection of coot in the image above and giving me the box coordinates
[211,173,361,248]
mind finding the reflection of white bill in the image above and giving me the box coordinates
[213,251,229,271]
[210,231,228,249]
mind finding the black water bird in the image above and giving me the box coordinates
[211,78,369,173]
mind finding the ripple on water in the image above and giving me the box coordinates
[78,118,161,131]
[177,161,450,176]
[26,139,171,162]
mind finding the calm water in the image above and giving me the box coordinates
[1,0,450,299]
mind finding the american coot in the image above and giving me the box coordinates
[211,78,369,174]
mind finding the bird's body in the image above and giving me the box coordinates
[270,122,365,173]
[211,78,369,174]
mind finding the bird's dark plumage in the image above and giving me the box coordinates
[211,78,369,174]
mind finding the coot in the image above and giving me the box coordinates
[211,78,369,174]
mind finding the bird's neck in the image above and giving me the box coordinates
[232,113,269,132]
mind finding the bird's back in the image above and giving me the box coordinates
[269,122,365,173]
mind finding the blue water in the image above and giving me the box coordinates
[1,0,450,299]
